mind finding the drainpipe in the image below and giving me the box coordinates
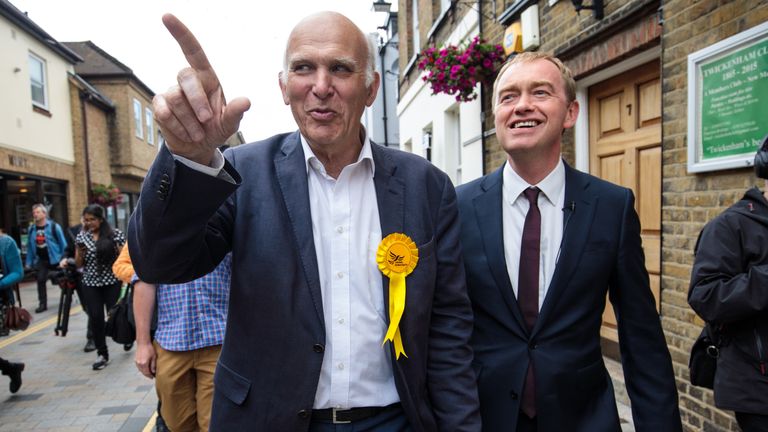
[380,42,390,147]
[478,0,487,175]
[79,91,93,203]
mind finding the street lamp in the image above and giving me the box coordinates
[372,0,392,13]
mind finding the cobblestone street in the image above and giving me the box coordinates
[0,281,157,432]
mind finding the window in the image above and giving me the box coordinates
[28,53,47,109]
[133,99,143,139]
[145,107,154,145]
[411,0,420,56]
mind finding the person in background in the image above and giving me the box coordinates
[25,204,68,313]
[75,204,125,370]
[112,244,169,432]
[0,229,25,392]
[457,52,681,431]
[133,251,231,432]
[688,141,768,432]
[61,218,94,352]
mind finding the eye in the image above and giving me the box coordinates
[291,63,312,73]
[499,93,517,103]
[533,89,551,97]
[331,63,353,74]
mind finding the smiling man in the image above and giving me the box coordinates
[129,11,480,431]
[456,52,681,432]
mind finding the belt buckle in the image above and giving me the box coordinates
[332,407,351,424]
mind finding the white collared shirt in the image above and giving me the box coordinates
[300,136,399,409]
[502,159,566,309]
[174,135,399,409]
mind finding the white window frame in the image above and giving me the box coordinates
[133,99,143,139]
[145,107,154,145]
[28,52,48,109]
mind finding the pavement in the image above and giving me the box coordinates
[0,281,158,432]
[0,281,636,432]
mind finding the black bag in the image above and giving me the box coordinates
[689,323,721,389]
[105,283,135,344]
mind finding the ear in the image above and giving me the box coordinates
[563,99,579,129]
[278,72,289,105]
[365,71,381,107]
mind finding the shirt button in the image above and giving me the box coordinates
[338,318,344,324]
[336,226,343,233]
[337,272,344,279]
[337,363,344,370]
[313,344,324,353]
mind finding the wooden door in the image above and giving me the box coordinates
[588,60,661,343]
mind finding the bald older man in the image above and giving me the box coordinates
[129,12,480,431]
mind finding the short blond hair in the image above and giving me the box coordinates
[492,52,576,113]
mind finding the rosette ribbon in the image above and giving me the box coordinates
[376,233,419,359]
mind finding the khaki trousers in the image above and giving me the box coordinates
[154,342,221,432]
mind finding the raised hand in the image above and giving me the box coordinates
[153,14,251,165]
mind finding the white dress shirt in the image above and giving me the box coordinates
[300,136,399,409]
[174,135,399,409]
[502,159,566,310]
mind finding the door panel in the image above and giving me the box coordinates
[589,60,661,343]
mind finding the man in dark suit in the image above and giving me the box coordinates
[457,52,681,432]
[129,12,479,431]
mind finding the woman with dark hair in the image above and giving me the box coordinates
[75,204,126,370]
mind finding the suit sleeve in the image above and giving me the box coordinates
[128,145,240,284]
[688,215,768,323]
[609,189,682,432]
[427,176,482,431]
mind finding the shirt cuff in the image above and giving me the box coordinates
[173,149,225,177]
[172,150,235,183]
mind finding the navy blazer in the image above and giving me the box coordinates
[457,163,681,432]
[129,132,480,431]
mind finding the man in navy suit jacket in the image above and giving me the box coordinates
[129,11,480,431]
[456,52,681,431]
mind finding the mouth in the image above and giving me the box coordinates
[509,120,541,129]
[308,109,336,121]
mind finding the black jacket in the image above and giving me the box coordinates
[689,187,768,414]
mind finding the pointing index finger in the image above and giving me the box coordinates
[162,14,217,82]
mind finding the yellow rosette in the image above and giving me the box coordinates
[376,233,418,359]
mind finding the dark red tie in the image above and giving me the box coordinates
[519,187,540,418]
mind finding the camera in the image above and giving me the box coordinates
[49,258,80,291]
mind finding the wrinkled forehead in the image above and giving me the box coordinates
[285,13,367,62]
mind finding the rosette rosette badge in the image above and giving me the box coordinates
[376,233,419,359]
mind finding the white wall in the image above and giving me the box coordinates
[0,17,76,163]
[396,10,483,185]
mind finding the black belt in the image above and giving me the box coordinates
[311,403,399,424]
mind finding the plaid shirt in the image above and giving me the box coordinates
[155,254,231,352]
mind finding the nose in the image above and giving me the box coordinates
[513,92,534,114]
[312,68,333,99]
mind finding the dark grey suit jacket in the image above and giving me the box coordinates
[129,132,480,431]
[457,163,681,432]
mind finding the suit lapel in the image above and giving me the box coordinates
[474,167,528,333]
[371,144,405,365]
[533,164,597,336]
[274,132,324,328]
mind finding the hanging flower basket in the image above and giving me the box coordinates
[417,36,506,102]
[90,183,123,207]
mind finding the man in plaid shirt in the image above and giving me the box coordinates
[133,254,231,432]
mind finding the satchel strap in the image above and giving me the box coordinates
[12,283,21,308]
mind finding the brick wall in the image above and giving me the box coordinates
[661,1,768,430]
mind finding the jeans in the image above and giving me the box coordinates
[82,282,121,357]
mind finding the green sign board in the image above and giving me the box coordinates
[699,38,768,160]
